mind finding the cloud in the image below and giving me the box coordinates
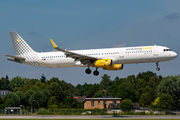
[29,32,37,35]
[164,13,180,20]
[113,42,127,48]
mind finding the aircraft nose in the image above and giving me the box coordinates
[172,52,178,58]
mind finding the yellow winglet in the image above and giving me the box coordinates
[50,39,58,48]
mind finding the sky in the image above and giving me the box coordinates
[1,0,180,86]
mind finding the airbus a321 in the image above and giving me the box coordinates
[5,32,177,76]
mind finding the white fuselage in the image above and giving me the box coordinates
[7,32,178,76]
[29,45,177,68]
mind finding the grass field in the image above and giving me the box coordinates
[1,118,180,120]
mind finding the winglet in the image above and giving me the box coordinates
[50,39,58,48]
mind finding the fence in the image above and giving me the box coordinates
[0,108,179,115]
[35,109,107,115]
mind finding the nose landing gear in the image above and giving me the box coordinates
[156,62,160,71]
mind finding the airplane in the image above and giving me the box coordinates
[5,32,177,76]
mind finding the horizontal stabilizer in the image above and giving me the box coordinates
[5,55,25,60]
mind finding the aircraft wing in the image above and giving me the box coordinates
[5,55,25,60]
[50,39,98,65]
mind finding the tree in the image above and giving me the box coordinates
[157,94,174,110]
[59,101,64,109]
[0,97,3,107]
[116,79,136,102]
[47,96,58,109]
[109,78,124,97]
[15,91,25,105]
[5,75,11,90]
[0,77,6,90]
[29,90,46,108]
[158,75,180,109]
[41,89,51,107]
[46,77,61,85]
[119,99,133,111]
[40,74,46,83]
[99,74,111,91]
[86,88,94,97]
[139,92,151,107]
[147,76,161,101]
[31,81,46,91]
[17,79,39,92]
[137,71,156,82]
[76,83,89,96]
[47,78,69,102]
[77,102,83,109]
[65,83,77,96]
[10,76,30,92]
[3,92,20,107]
[47,82,63,97]
[152,97,159,108]
[24,89,34,106]
[93,90,105,98]
[50,105,58,109]
[63,96,78,109]
[135,73,161,107]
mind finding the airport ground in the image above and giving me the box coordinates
[0,115,180,119]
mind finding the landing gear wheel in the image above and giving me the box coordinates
[85,68,91,74]
[155,62,160,71]
[156,67,160,71]
[93,70,99,76]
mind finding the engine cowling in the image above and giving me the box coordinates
[103,64,123,71]
[94,59,112,68]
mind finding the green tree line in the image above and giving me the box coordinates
[0,71,179,110]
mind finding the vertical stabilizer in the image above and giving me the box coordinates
[10,32,35,55]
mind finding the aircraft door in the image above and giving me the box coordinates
[119,51,124,58]
[153,46,159,56]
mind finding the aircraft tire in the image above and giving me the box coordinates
[93,70,99,76]
[85,68,91,74]
[156,67,160,71]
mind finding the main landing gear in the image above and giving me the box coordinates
[85,68,91,74]
[85,68,99,76]
[156,62,160,71]
[93,68,99,76]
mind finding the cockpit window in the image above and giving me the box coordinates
[163,49,171,51]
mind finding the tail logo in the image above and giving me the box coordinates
[17,39,20,42]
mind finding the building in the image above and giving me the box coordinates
[73,96,87,102]
[83,98,121,109]
[5,107,21,114]
[133,102,140,109]
[108,103,120,111]
[0,90,11,98]
[108,102,140,111]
